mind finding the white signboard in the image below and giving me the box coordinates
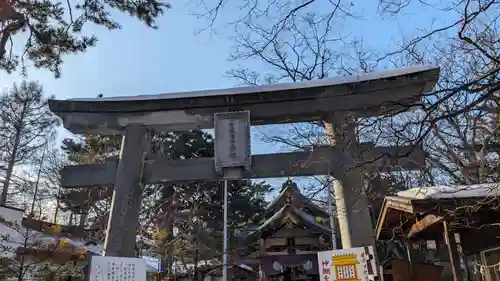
[89,256,147,281]
[317,246,377,281]
[214,111,251,171]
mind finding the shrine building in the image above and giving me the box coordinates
[236,180,340,281]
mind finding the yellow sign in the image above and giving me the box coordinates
[331,254,360,281]
[318,246,375,281]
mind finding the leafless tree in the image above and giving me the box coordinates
[0,185,79,281]
[211,0,498,265]
[368,0,499,186]
[216,0,498,189]
[0,81,59,206]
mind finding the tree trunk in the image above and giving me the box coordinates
[193,248,199,281]
[53,198,60,223]
[159,186,175,277]
[0,101,27,206]
[0,127,22,205]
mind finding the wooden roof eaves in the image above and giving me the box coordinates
[409,196,500,214]
[375,196,414,241]
[376,196,466,240]
[21,217,103,238]
[264,185,328,217]
[246,205,330,243]
[386,196,415,213]
[15,246,90,263]
[376,195,500,241]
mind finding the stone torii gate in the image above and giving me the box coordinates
[48,66,439,258]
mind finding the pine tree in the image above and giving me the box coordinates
[0,0,170,76]
[59,134,121,227]
[60,130,269,281]
[149,130,269,281]
[0,81,59,206]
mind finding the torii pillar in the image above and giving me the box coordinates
[324,113,374,248]
[103,125,148,257]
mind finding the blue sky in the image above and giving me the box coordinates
[0,0,451,194]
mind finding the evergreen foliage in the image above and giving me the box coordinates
[0,0,170,76]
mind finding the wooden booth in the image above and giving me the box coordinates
[376,184,500,281]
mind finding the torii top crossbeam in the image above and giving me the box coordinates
[48,66,439,134]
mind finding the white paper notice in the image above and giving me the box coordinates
[89,256,147,281]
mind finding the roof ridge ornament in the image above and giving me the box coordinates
[282,178,298,191]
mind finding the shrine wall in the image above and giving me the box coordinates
[265,238,287,248]
[271,227,310,238]
[295,237,317,245]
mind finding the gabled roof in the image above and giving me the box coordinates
[375,184,500,241]
[265,180,329,217]
[246,204,332,243]
[396,183,500,199]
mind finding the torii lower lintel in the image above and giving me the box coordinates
[59,144,425,189]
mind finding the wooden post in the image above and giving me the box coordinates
[443,221,463,281]
[83,253,93,281]
[405,240,415,281]
[259,238,266,256]
[104,125,147,257]
[324,114,375,248]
